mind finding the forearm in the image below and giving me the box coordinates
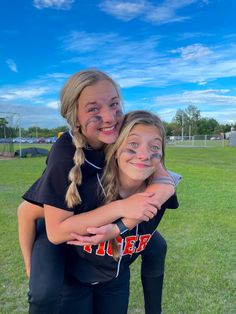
[45,200,125,244]
[17,201,43,276]
[18,219,36,275]
[145,183,175,205]
[46,191,159,244]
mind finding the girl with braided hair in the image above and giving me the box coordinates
[18,69,179,313]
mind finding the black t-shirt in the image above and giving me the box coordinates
[23,131,104,213]
[23,131,178,283]
[69,193,178,283]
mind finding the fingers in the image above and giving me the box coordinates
[67,237,96,246]
[87,226,105,234]
[142,211,155,221]
[69,233,92,242]
[68,233,103,246]
[147,198,161,209]
[139,204,157,221]
[67,240,85,246]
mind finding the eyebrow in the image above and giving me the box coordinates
[85,96,119,108]
[128,132,162,141]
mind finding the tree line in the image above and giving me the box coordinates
[164,105,234,136]
[0,105,235,138]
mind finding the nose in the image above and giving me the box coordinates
[136,146,150,160]
[101,107,116,124]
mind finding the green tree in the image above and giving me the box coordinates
[197,118,219,135]
[0,118,9,138]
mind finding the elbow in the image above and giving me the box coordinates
[46,225,65,245]
[46,231,62,245]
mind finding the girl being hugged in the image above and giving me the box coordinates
[18,69,178,314]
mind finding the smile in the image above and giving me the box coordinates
[130,163,151,169]
[100,126,116,132]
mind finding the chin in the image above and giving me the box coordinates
[101,134,118,144]
[129,174,150,182]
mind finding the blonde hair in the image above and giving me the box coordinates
[101,110,166,259]
[60,69,121,208]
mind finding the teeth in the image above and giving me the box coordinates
[101,126,115,131]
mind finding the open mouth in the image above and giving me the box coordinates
[99,125,117,134]
[130,163,151,169]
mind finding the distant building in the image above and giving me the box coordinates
[229,131,236,146]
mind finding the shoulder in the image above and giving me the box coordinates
[47,131,75,164]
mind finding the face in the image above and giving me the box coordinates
[77,80,123,149]
[116,124,163,186]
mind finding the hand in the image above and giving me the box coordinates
[121,192,159,222]
[67,224,120,246]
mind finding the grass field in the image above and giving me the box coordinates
[0,146,236,313]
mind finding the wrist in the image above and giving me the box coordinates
[112,223,121,237]
[114,219,129,235]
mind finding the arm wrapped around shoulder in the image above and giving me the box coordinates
[152,171,182,188]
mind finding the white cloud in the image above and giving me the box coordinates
[99,0,208,25]
[46,100,60,109]
[6,59,18,72]
[33,0,74,10]
[99,1,146,21]
[0,86,50,101]
[0,71,70,127]
[172,44,212,61]
[0,72,65,116]
[144,89,236,123]
[61,31,236,89]
[0,102,65,128]
[154,89,236,107]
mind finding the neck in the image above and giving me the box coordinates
[119,177,146,198]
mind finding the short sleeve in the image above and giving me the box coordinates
[23,132,75,212]
[168,171,182,187]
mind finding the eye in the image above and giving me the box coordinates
[88,107,99,113]
[150,145,161,151]
[110,101,120,108]
[129,142,138,149]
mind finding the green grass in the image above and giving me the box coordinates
[0,147,236,313]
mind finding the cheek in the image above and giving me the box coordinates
[121,148,137,155]
[150,155,162,170]
[83,116,102,131]
[150,153,162,160]
[115,110,124,128]
[116,109,123,119]
[117,150,134,168]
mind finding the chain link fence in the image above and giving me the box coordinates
[166,135,229,147]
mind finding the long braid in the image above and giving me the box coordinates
[100,147,121,260]
[60,69,122,212]
[65,128,86,208]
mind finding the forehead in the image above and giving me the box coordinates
[78,80,119,105]
[127,124,161,139]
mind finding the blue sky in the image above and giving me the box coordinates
[1,0,236,128]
